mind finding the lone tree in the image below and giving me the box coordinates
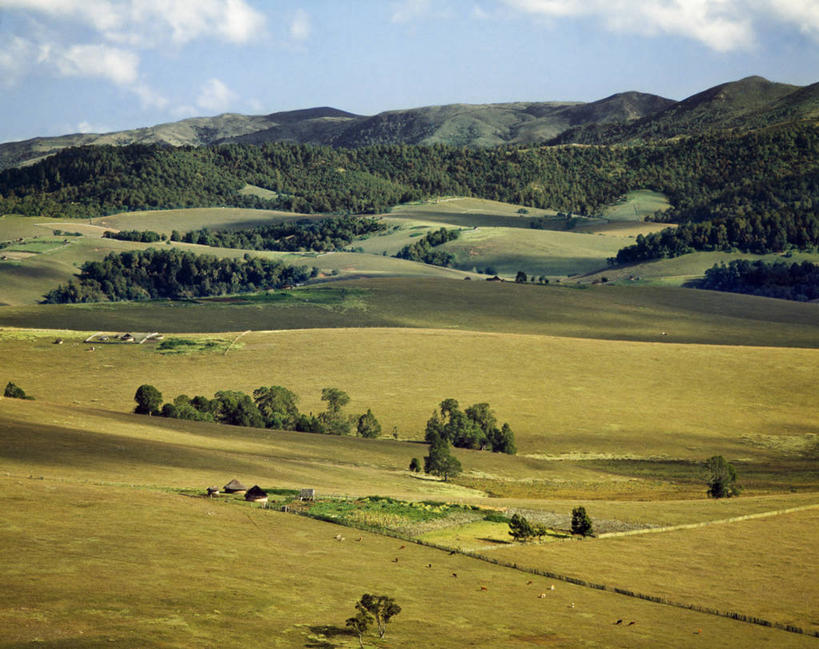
[345,608,372,649]
[134,384,162,415]
[4,382,32,400]
[408,457,421,473]
[357,594,401,639]
[571,506,594,537]
[356,409,381,438]
[515,270,528,283]
[705,455,741,498]
[424,434,462,481]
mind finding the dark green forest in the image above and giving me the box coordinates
[42,248,313,303]
[1,124,816,264]
[175,215,386,252]
[697,259,819,301]
[394,227,460,267]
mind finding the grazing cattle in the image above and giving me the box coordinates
[614,619,623,625]
[549,585,555,591]
[355,537,362,542]
[627,621,636,626]
[426,563,432,568]
[399,545,405,549]
[451,573,458,578]
[392,558,399,563]
[480,586,488,591]
[526,580,533,585]
[569,603,575,609]
[538,593,547,599]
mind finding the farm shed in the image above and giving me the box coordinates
[299,489,315,501]
[245,485,268,503]
[223,479,247,494]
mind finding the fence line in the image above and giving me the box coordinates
[286,508,819,639]
[598,503,819,539]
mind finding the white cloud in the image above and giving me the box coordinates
[197,78,238,113]
[502,0,819,50]
[1,0,266,46]
[76,120,112,133]
[53,44,140,85]
[0,35,38,86]
[290,8,311,41]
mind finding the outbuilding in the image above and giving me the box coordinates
[223,479,247,494]
[244,485,268,504]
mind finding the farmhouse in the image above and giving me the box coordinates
[223,479,247,494]
[245,485,268,503]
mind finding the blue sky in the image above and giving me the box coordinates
[0,0,817,143]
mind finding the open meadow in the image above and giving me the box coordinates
[1,197,817,648]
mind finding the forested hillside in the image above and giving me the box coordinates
[1,124,817,264]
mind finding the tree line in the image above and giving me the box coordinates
[610,209,819,265]
[394,227,460,267]
[698,259,819,301]
[134,383,382,437]
[173,215,386,252]
[103,229,166,242]
[42,248,314,303]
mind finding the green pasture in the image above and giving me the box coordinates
[91,207,315,234]
[389,196,569,229]
[601,190,671,221]
[439,226,625,276]
[1,279,818,348]
[1,326,816,464]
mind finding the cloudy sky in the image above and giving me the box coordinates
[0,0,817,143]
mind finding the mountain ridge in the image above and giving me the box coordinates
[1,76,816,171]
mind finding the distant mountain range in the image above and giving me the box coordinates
[1,76,816,171]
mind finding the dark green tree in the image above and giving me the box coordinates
[489,422,517,454]
[357,594,401,639]
[424,434,462,481]
[345,608,372,649]
[3,382,32,400]
[571,506,594,537]
[134,384,162,415]
[211,390,264,428]
[253,385,300,429]
[508,513,535,541]
[705,455,741,498]
[408,457,421,473]
[318,387,352,435]
[356,409,381,438]
[515,270,527,283]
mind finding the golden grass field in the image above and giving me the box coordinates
[1,200,817,648]
[1,326,816,462]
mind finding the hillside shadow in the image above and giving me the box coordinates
[305,625,354,648]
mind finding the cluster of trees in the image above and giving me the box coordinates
[394,227,460,266]
[698,259,819,301]
[4,381,33,400]
[42,248,314,303]
[611,211,819,265]
[103,229,165,242]
[3,125,814,253]
[424,399,516,454]
[174,216,386,252]
[134,383,381,437]
[508,507,594,541]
